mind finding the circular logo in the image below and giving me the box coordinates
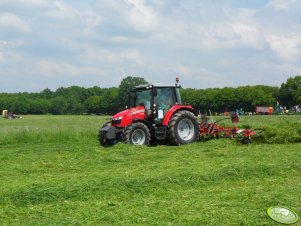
[267,206,298,224]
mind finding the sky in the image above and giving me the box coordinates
[0,0,301,92]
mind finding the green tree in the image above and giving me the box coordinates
[85,96,102,114]
[15,98,30,114]
[28,99,50,114]
[296,86,301,105]
[215,87,239,112]
[50,96,68,115]
[118,76,148,109]
[66,94,84,114]
[100,88,119,114]
[278,76,301,108]
[40,88,53,99]
[86,86,103,96]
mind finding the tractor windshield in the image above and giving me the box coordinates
[135,89,152,109]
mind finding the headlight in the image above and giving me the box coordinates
[112,116,122,124]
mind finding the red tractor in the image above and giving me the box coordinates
[99,78,199,145]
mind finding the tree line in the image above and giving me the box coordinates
[0,76,300,115]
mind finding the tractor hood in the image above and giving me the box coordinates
[111,106,146,126]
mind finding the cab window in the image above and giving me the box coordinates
[135,89,151,109]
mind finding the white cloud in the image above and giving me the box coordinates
[267,62,301,76]
[46,1,77,20]
[81,47,115,64]
[177,66,190,76]
[33,60,104,77]
[148,8,267,52]
[0,40,23,64]
[0,51,21,64]
[80,45,145,66]
[0,40,9,50]
[44,1,103,34]
[201,22,267,50]
[266,34,301,61]
[267,0,295,11]
[0,40,22,51]
[19,0,49,7]
[0,0,49,7]
[0,12,30,33]
[126,0,159,32]
[1,0,301,92]
[33,60,79,77]
[81,11,102,29]
[184,67,230,86]
[121,49,145,65]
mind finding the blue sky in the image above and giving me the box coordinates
[0,0,301,92]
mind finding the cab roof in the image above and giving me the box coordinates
[134,83,180,90]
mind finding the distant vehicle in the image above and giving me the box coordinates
[290,106,300,113]
[2,110,21,119]
[256,106,273,115]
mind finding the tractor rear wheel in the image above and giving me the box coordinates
[124,122,151,145]
[168,110,199,145]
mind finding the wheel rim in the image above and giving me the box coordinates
[177,118,195,141]
[131,129,146,145]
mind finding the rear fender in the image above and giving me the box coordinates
[162,105,197,126]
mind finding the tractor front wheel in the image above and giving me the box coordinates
[168,110,199,145]
[124,122,151,145]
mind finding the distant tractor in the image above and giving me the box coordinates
[99,78,199,145]
[2,110,21,119]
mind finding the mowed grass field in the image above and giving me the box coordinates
[0,115,301,225]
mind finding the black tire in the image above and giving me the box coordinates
[168,110,199,145]
[124,122,151,145]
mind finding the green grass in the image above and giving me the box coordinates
[0,115,301,225]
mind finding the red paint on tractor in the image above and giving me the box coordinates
[112,106,146,127]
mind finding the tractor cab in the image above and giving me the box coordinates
[133,84,182,123]
[99,78,199,146]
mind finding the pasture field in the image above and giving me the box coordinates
[0,115,301,225]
